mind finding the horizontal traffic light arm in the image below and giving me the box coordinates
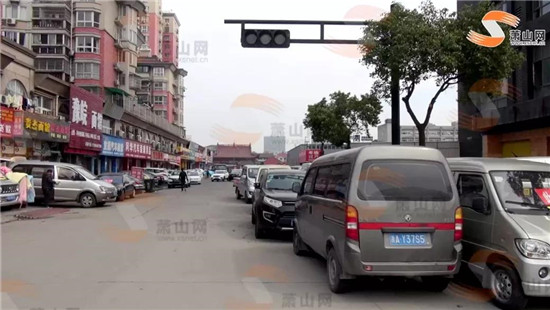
[225,19,369,45]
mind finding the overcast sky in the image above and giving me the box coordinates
[162,0,458,152]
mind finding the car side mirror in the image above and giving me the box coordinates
[472,197,489,214]
[254,183,260,189]
[292,182,301,194]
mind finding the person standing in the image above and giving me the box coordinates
[179,168,188,192]
[42,169,55,208]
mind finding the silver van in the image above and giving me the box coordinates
[236,165,260,203]
[448,158,550,310]
[11,161,117,208]
[292,146,462,293]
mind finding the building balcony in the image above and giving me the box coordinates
[115,38,130,50]
[123,99,183,138]
[32,46,71,57]
[32,20,70,31]
[115,0,146,13]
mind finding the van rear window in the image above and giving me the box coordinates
[357,160,453,201]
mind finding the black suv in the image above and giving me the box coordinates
[252,169,305,239]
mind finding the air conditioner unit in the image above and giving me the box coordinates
[8,18,16,25]
[69,76,75,83]
[69,49,75,57]
[114,80,120,86]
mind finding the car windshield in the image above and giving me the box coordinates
[265,173,304,190]
[231,169,241,175]
[248,168,259,178]
[75,167,97,180]
[189,171,199,176]
[358,160,453,201]
[491,171,550,213]
[99,175,123,185]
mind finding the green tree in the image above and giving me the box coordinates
[361,1,524,146]
[303,91,382,149]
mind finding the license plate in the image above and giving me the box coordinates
[5,195,17,201]
[388,233,429,246]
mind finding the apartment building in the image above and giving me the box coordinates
[1,0,31,48]
[458,0,550,157]
[377,119,459,143]
[138,0,162,58]
[161,12,179,65]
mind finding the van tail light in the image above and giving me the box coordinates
[454,207,463,241]
[346,205,359,242]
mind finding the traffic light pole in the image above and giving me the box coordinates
[225,18,401,145]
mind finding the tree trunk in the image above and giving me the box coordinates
[320,142,325,156]
[417,124,426,146]
[346,139,352,149]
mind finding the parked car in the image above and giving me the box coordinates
[98,173,137,201]
[228,168,242,181]
[290,166,301,170]
[236,165,260,203]
[188,170,202,184]
[145,168,169,184]
[11,161,117,208]
[211,170,227,182]
[0,169,20,209]
[448,158,550,310]
[252,170,305,238]
[300,163,312,171]
[128,175,145,192]
[292,146,461,294]
[514,156,550,165]
[252,165,291,204]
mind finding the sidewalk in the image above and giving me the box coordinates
[1,206,44,224]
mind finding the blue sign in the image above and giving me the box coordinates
[100,134,125,157]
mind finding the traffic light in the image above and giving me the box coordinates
[241,29,291,48]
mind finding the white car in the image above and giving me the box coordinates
[188,170,202,184]
[211,170,227,182]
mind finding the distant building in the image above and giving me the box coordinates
[212,143,257,166]
[264,136,286,154]
[377,119,459,143]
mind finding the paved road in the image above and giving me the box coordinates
[1,180,547,310]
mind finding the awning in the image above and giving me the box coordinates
[105,87,130,97]
[64,146,99,156]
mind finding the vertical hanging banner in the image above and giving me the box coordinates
[69,86,103,151]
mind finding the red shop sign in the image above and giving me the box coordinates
[152,151,164,161]
[535,188,550,206]
[0,107,14,138]
[125,140,152,159]
[69,86,103,151]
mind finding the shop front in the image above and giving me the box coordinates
[168,154,180,169]
[298,149,322,164]
[65,86,103,174]
[194,152,204,169]
[122,139,152,171]
[0,107,26,159]
[151,151,165,168]
[100,134,125,173]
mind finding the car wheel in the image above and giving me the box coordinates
[236,188,242,200]
[254,213,266,239]
[293,228,310,256]
[130,187,136,198]
[489,262,528,310]
[80,192,97,208]
[422,277,450,292]
[251,208,256,224]
[327,247,349,294]
[245,192,252,204]
[117,190,125,202]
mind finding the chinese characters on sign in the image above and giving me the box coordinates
[180,40,209,63]
[69,86,103,151]
[124,140,152,159]
[131,166,144,180]
[157,219,207,241]
[0,107,14,137]
[101,134,125,157]
[22,112,70,142]
[510,29,546,46]
[299,149,322,164]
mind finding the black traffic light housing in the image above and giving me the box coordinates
[241,29,290,48]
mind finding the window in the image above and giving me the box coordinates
[2,31,25,46]
[358,160,453,201]
[313,166,331,196]
[81,86,100,96]
[154,96,166,105]
[58,167,78,180]
[30,166,54,179]
[6,79,27,97]
[457,174,489,210]
[141,25,149,33]
[117,73,126,86]
[76,11,100,27]
[137,65,150,73]
[542,58,550,86]
[2,4,28,20]
[35,59,64,71]
[76,36,100,53]
[535,0,550,17]
[75,62,100,79]
[35,96,54,115]
[326,164,351,201]
[153,82,166,90]
[153,67,165,76]
[155,110,167,118]
[33,34,65,45]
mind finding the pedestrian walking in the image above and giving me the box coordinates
[41,169,55,208]
[179,168,188,192]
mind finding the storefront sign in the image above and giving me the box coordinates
[299,149,322,163]
[23,112,70,142]
[1,139,14,155]
[0,107,14,138]
[13,139,26,156]
[169,155,180,165]
[13,111,23,136]
[125,140,152,159]
[152,151,164,161]
[69,86,103,151]
[131,166,144,180]
[101,134,125,157]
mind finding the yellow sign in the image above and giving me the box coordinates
[24,117,51,133]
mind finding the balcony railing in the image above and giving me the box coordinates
[32,20,70,31]
[123,98,184,138]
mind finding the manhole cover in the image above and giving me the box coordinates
[14,208,70,220]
